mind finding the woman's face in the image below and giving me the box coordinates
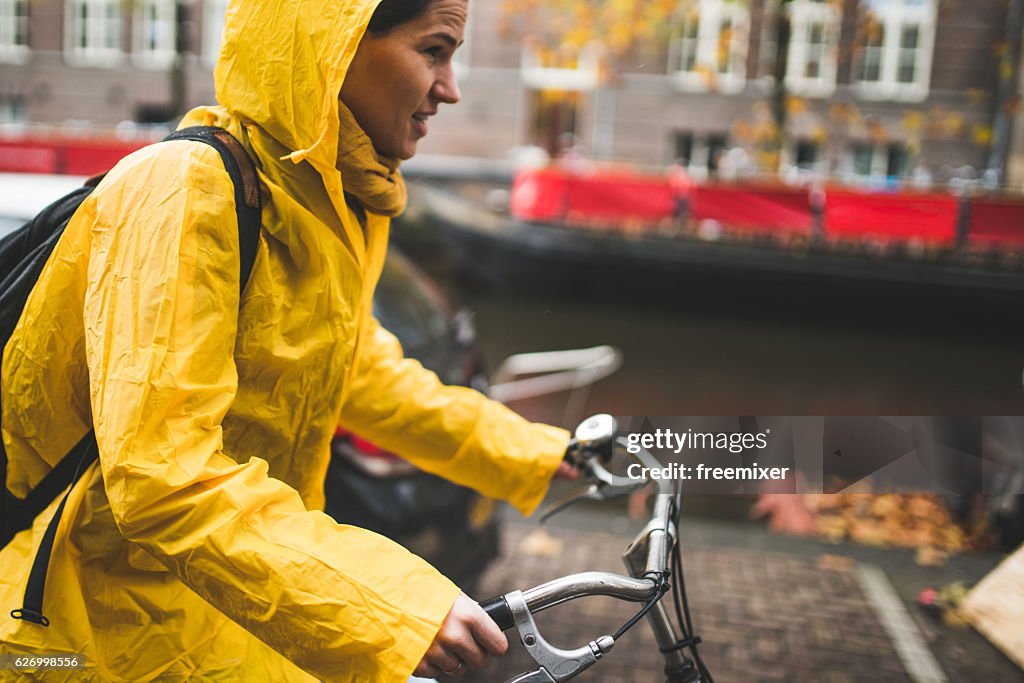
[340,0,467,160]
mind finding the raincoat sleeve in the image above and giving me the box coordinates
[81,142,461,682]
[339,315,569,516]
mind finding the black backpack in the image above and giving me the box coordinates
[0,126,262,627]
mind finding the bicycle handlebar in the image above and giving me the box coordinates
[482,571,660,632]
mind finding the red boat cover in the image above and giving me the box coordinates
[0,137,147,176]
[510,168,1024,249]
[824,189,957,245]
[690,185,812,234]
[969,198,1024,247]
[511,168,678,224]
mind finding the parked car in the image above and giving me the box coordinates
[0,173,88,238]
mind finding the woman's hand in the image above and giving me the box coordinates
[554,460,580,480]
[413,593,508,678]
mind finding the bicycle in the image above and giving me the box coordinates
[479,414,714,683]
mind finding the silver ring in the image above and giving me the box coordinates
[440,660,464,676]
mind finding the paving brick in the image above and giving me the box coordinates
[455,524,919,683]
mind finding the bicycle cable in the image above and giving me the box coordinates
[612,572,670,640]
[666,497,715,683]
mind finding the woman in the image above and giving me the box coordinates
[0,0,571,680]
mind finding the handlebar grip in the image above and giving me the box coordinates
[480,595,515,632]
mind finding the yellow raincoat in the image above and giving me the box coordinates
[0,0,568,680]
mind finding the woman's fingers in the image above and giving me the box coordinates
[426,640,471,671]
[417,593,509,676]
[464,598,509,657]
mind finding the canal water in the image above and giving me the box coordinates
[394,228,1024,429]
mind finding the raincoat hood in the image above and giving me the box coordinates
[214,0,381,225]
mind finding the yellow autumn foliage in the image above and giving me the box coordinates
[499,0,708,59]
[807,491,991,558]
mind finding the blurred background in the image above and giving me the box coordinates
[2,0,1024,680]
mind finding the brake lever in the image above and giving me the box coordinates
[542,436,653,523]
[502,590,615,683]
[540,463,651,522]
[539,484,603,523]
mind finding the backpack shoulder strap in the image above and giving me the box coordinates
[8,127,263,627]
[164,126,262,294]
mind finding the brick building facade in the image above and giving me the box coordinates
[1,0,1022,188]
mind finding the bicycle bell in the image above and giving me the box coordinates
[574,414,617,462]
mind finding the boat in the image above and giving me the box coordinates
[399,165,1024,298]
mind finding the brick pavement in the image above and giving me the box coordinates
[455,522,916,683]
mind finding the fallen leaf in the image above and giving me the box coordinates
[519,529,564,557]
[915,546,949,568]
[817,554,855,572]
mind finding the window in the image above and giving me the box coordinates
[521,44,600,91]
[851,141,908,179]
[66,0,123,66]
[786,0,840,96]
[0,95,26,125]
[0,0,29,63]
[203,0,228,66]
[668,0,750,93]
[859,22,884,82]
[706,134,728,175]
[794,139,819,170]
[673,131,695,166]
[527,89,580,156]
[672,131,729,177]
[854,0,935,101]
[133,0,176,68]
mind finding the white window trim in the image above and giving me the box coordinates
[452,1,472,80]
[65,0,124,67]
[785,0,840,98]
[132,0,177,70]
[203,0,228,68]
[521,44,600,92]
[854,0,935,102]
[668,0,750,94]
[0,0,30,64]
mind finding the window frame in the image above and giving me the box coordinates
[132,0,177,69]
[65,0,124,67]
[853,0,936,102]
[0,0,30,64]
[203,0,228,67]
[785,0,840,97]
[521,43,600,92]
[667,0,751,94]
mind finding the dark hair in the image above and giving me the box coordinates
[367,0,435,35]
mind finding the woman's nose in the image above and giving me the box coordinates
[433,64,461,105]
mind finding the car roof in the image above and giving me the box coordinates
[0,173,89,238]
